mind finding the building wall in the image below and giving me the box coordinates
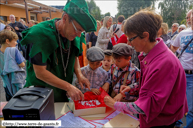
[37,11,62,22]
[0,4,62,22]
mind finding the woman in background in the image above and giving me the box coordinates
[157,23,171,47]
[95,16,112,50]
[89,20,101,48]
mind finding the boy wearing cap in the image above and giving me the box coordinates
[102,43,140,101]
[76,47,108,95]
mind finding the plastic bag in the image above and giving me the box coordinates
[74,87,109,109]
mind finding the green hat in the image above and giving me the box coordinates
[63,0,97,32]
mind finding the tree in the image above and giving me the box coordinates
[158,0,189,28]
[117,0,156,18]
[104,12,111,16]
[87,0,102,20]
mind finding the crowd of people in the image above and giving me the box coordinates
[0,0,192,127]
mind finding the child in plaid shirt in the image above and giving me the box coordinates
[76,47,108,95]
[102,43,140,101]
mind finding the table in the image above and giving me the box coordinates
[54,102,115,120]
[0,102,114,123]
[1,102,139,127]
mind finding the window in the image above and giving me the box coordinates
[42,17,46,21]
[0,16,7,22]
[20,18,26,22]
[30,16,35,20]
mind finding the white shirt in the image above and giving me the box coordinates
[0,23,5,31]
[109,24,123,38]
[172,29,193,70]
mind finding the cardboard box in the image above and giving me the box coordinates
[73,88,108,117]
[74,106,106,117]
[103,113,139,128]
[54,102,114,120]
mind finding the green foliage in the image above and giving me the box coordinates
[158,0,189,28]
[181,19,186,25]
[104,12,111,16]
[86,0,102,21]
[117,0,156,18]
[189,4,193,10]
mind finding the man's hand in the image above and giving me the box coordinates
[74,57,90,90]
[33,64,84,101]
[113,93,123,102]
[67,85,84,101]
[91,88,101,95]
[120,85,131,96]
[104,96,116,109]
[77,75,90,90]
[15,27,19,30]
[102,83,110,93]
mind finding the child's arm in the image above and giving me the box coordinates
[102,82,110,93]
[75,67,89,94]
[15,48,25,68]
[102,68,112,92]
[91,88,100,95]
[122,70,140,99]
[127,70,140,90]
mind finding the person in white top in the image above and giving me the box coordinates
[95,16,113,50]
[171,9,193,128]
[109,15,125,38]
[0,22,5,31]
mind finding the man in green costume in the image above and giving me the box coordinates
[20,0,97,102]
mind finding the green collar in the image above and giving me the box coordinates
[21,18,85,63]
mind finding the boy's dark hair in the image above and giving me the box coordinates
[0,30,18,44]
[117,15,125,23]
[112,53,129,60]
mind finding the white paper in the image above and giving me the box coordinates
[90,119,109,125]
[126,114,139,121]
[56,112,95,128]
[79,100,101,107]
[105,110,121,119]
[88,121,103,128]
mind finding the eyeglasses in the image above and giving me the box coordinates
[179,28,184,30]
[71,20,82,34]
[172,26,177,28]
[128,35,138,42]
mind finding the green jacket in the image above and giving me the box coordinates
[21,18,85,102]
